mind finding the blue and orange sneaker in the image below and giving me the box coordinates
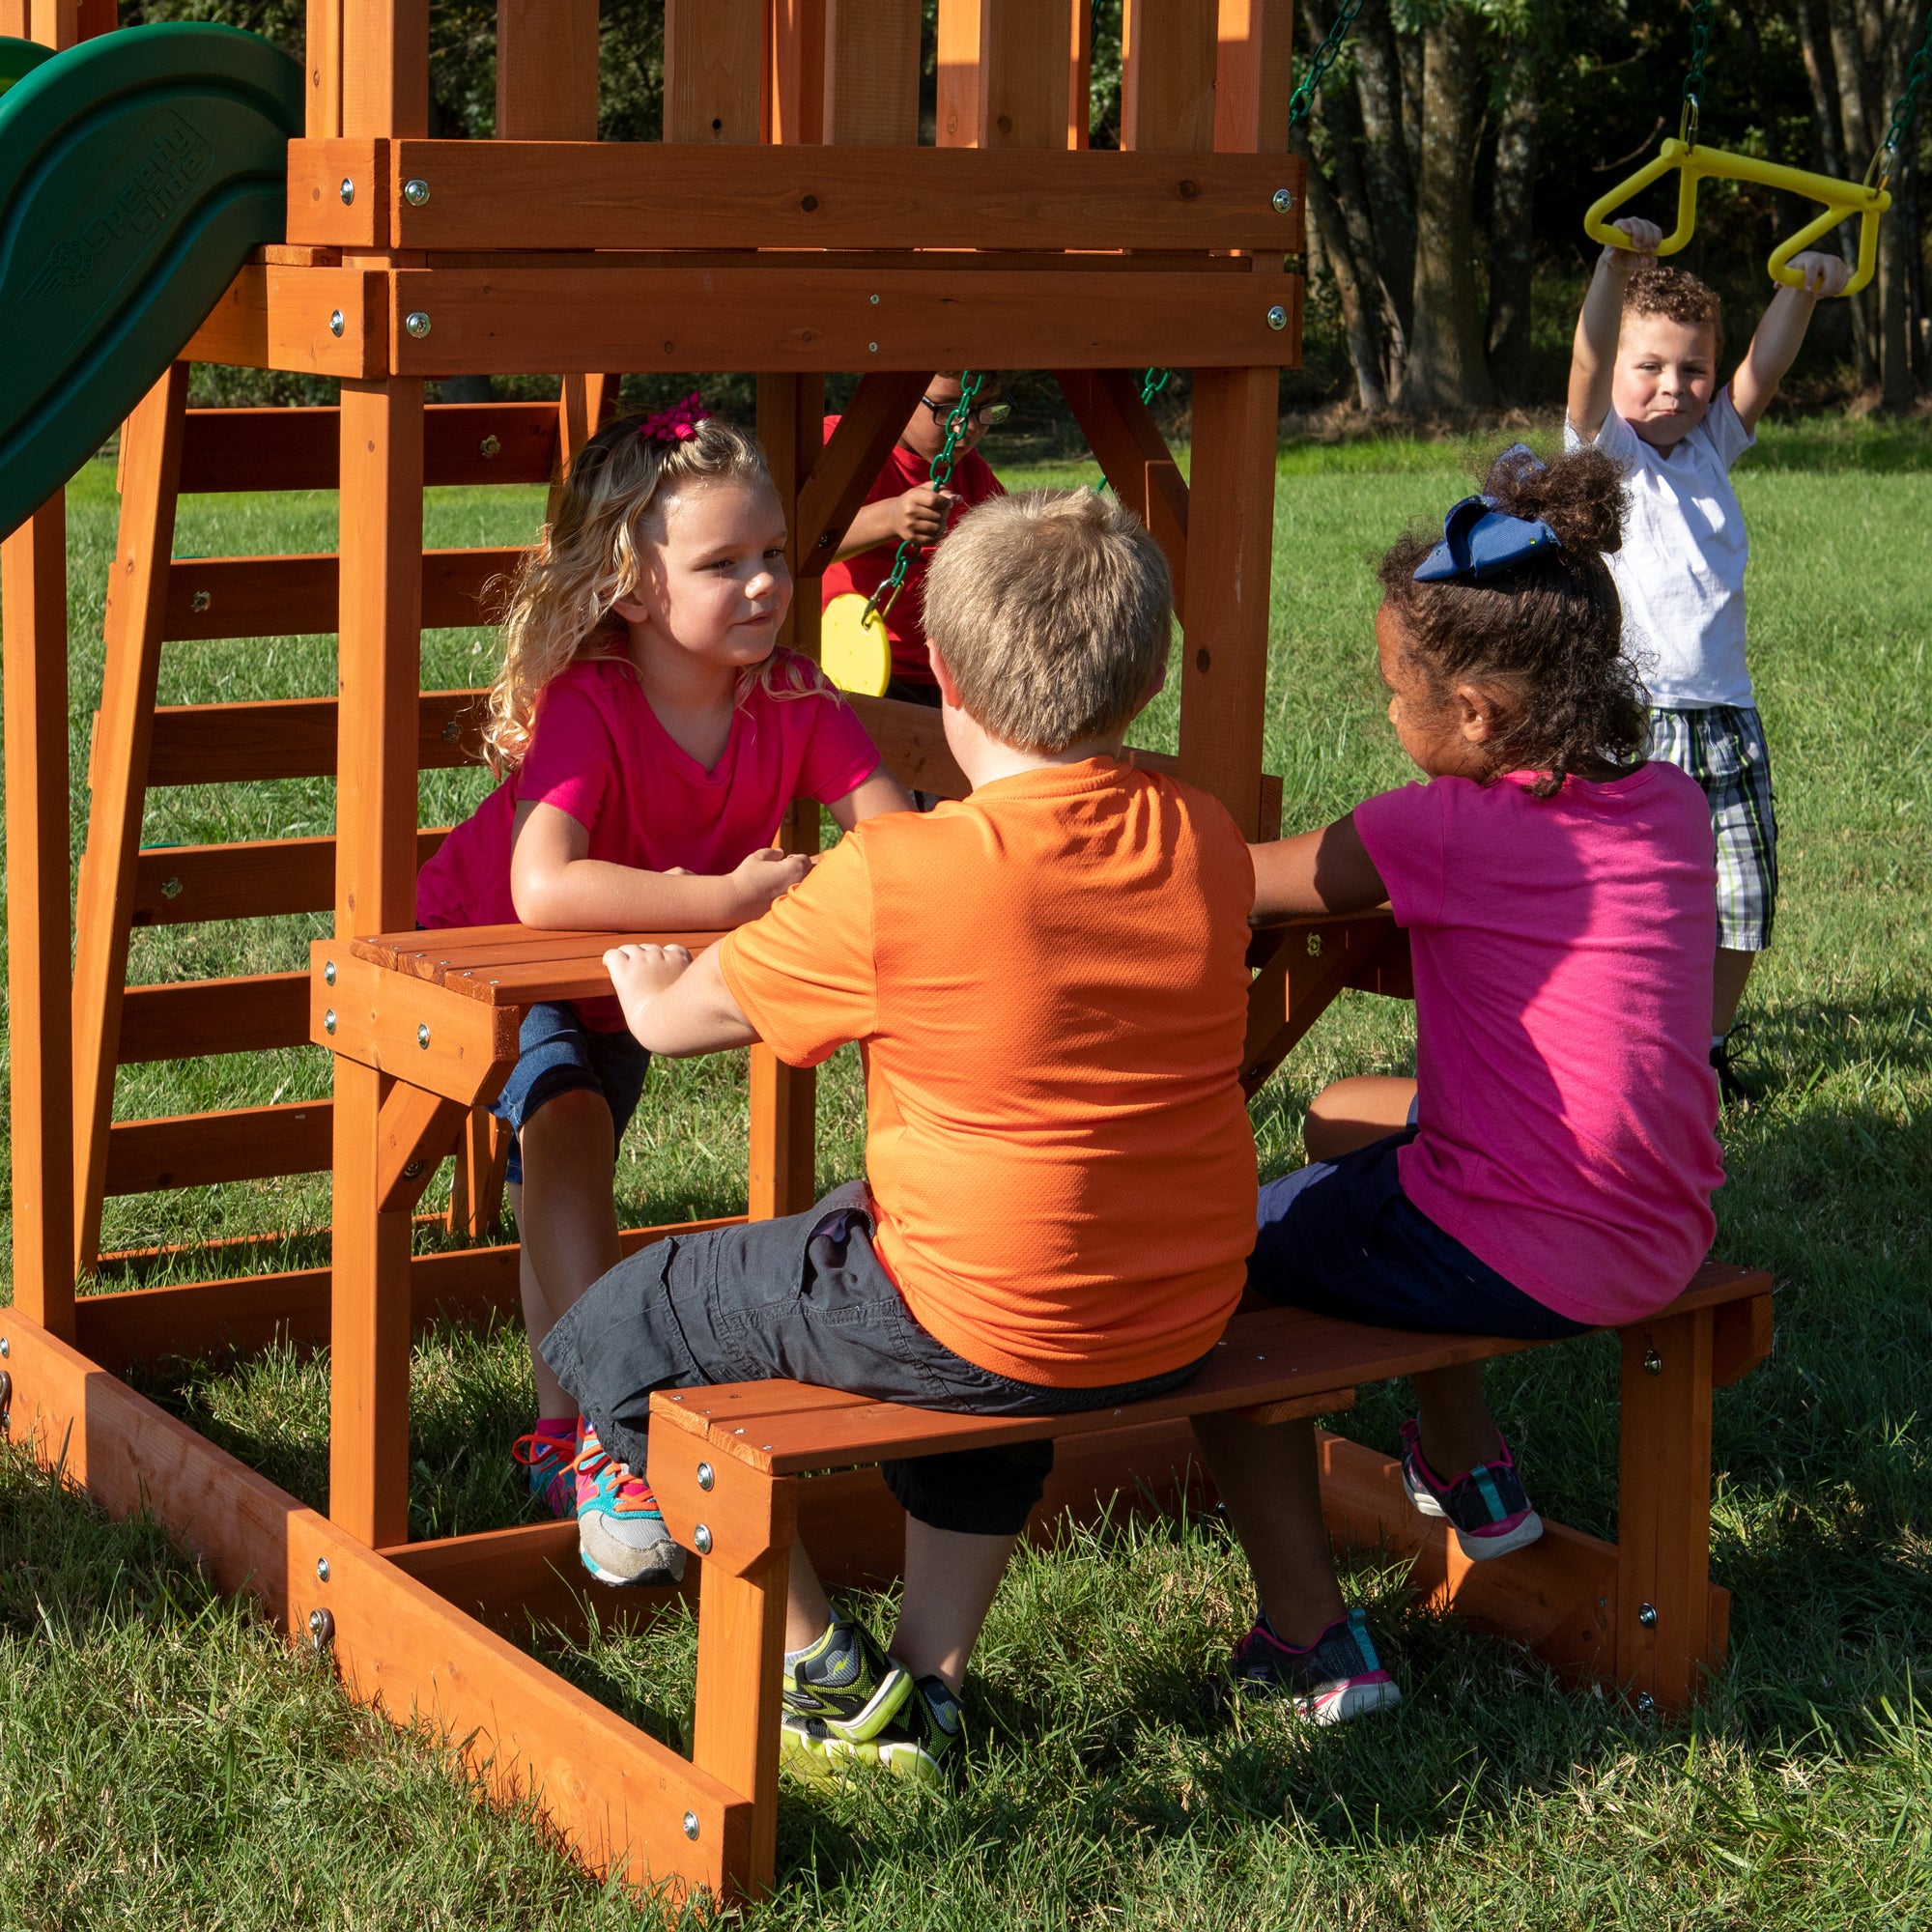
[1231,1606,1401,1723]
[1399,1417,1543,1560]
[573,1421,686,1586]
[511,1415,578,1520]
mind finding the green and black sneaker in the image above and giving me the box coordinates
[874,1672,965,1787]
[779,1618,914,1779]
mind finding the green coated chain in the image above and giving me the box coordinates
[1872,14,1931,189]
[1139,366,1171,407]
[1679,0,1715,143]
[864,371,986,627]
[1288,0,1367,129]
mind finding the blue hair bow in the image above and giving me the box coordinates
[1413,446,1561,583]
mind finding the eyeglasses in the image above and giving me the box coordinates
[921,395,1010,428]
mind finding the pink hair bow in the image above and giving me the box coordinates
[637,392,711,444]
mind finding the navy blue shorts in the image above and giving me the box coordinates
[491,1001,650,1187]
[1248,1129,1589,1342]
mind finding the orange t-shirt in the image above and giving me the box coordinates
[717,758,1258,1387]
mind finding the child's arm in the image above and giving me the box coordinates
[1729,251,1852,431]
[834,485,958,561]
[1249,812,1387,922]
[1568,216,1661,440]
[603,943,755,1056]
[826,764,915,828]
[510,801,809,930]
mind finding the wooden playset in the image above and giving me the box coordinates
[1,0,1773,1904]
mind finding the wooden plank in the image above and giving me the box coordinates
[665,0,762,145]
[1177,365,1279,838]
[162,548,521,643]
[1711,1293,1774,1389]
[313,950,521,1109]
[1240,914,1400,1093]
[937,0,1068,150]
[692,1553,789,1899]
[822,0,921,145]
[1215,0,1295,155]
[1614,1309,1716,1714]
[1068,0,1091,149]
[104,1100,334,1196]
[376,267,1298,379]
[0,1317,752,1897]
[445,1105,511,1239]
[1,495,77,1338]
[175,404,561,494]
[1122,0,1218,151]
[182,262,271,367]
[292,140,1304,252]
[768,0,826,144]
[496,0,598,141]
[262,263,387,380]
[375,1083,469,1213]
[71,1216,750,1374]
[342,0,428,140]
[305,0,343,140]
[793,370,930,576]
[145,690,488,786]
[117,973,311,1063]
[72,364,187,1278]
[1053,368,1189,610]
[132,830,445,927]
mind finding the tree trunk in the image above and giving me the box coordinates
[1305,163,1390,410]
[1401,6,1496,412]
[1487,35,1540,398]
[1350,0,1417,347]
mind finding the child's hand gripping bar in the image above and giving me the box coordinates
[1584,139,1890,297]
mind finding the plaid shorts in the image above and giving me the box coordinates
[1647,704,1778,952]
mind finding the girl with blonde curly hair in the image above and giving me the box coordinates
[417,398,910,1583]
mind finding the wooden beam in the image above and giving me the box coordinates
[769,0,826,144]
[1052,368,1189,608]
[305,0,344,139]
[104,1101,334,1196]
[822,0,921,145]
[72,364,188,1277]
[1215,0,1295,155]
[665,0,762,145]
[290,141,1305,252]
[117,974,312,1063]
[938,0,1069,150]
[496,0,598,141]
[374,1083,469,1213]
[1240,915,1402,1093]
[1122,0,1218,151]
[792,370,928,575]
[161,548,521,643]
[131,830,445,928]
[341,0,428,140]
[144,690,488,787]
[372,267,1299,379]
[2,494,76,1336]
[1068,0,1092,149]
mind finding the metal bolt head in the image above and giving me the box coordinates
[324,959,336,986]
[1643,1349,1662,1376]
[693,1523,713,1555]
[1266,303,1290,331]
[1306,932,1323,957]
[416,1023,431,1049]
[1636,1691,1656,1714]
[0,1337,9,1357]
[1637,1602,1658,1628]
[328,308,345,337]
[682,1811,699,1840]
[696,1461,715,1492]
[317,1556,330,1582]
[307,1606,335,1652]
[402,177,431,207]
[189,589,212,612]
[479,434,501,458]
[1272,187,1296,213]
[402,1160,425,1179]
[405,311,432,339]
[868,341,878,353]
[160,877,183,900]
[869,293,880,304]
[339,176,355,205]
[324,1009,337,1035]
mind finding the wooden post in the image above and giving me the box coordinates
[1615,1308,1717,1714]
[1121,0,1218,152]
[1215,0,1293,155]
[769,0,826,145]
[2,499,76,1336]
[938,0,1071,150]
[665,0,762,144]
[1069,0,1092,149]
[692,1551,790,1897]
[822,0,921,145]
[305,0,344,137]
[71,365,189,1274]
[496,0,598,140]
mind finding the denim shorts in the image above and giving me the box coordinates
[491,1000,650,1187]
[1248,1128,1589,1341]
[541,1180,1210,1536]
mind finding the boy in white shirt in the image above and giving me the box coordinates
[1567,217,1849,1101]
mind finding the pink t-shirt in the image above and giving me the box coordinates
[417,651,882,1024]
[1353,763,1723,1326]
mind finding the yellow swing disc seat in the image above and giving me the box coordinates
[1584,137,1889,296]
[819,592,895,697]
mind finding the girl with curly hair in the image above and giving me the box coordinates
[416,400,909,1583]
[1192,443,1725,1724]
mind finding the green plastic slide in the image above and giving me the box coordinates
[0,24,301,541]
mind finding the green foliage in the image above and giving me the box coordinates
[1,427,1928,1921]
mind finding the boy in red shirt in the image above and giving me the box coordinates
[820,371,1008,703]
[541,488,1257,1785]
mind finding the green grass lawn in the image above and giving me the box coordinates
[2,419,1929,1926]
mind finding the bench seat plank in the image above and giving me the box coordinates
[651,1261,1773,1477]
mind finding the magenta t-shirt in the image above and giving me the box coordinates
[1353,763,1723,1326]
[417,651,882,1024]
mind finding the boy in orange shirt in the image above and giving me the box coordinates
[540,489,1257,1784]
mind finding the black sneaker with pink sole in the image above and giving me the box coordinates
[1399,1417,1544,1560]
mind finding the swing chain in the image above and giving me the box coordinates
[1872,20,1931,192]
[1679,0,1715,146]
[1288,0,1367,129]
[1140,366,1171,407]
[864,371,986,628]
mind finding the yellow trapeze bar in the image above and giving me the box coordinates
[1583,138,1890,297]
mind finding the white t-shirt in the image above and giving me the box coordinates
[1565,388,1755,710]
